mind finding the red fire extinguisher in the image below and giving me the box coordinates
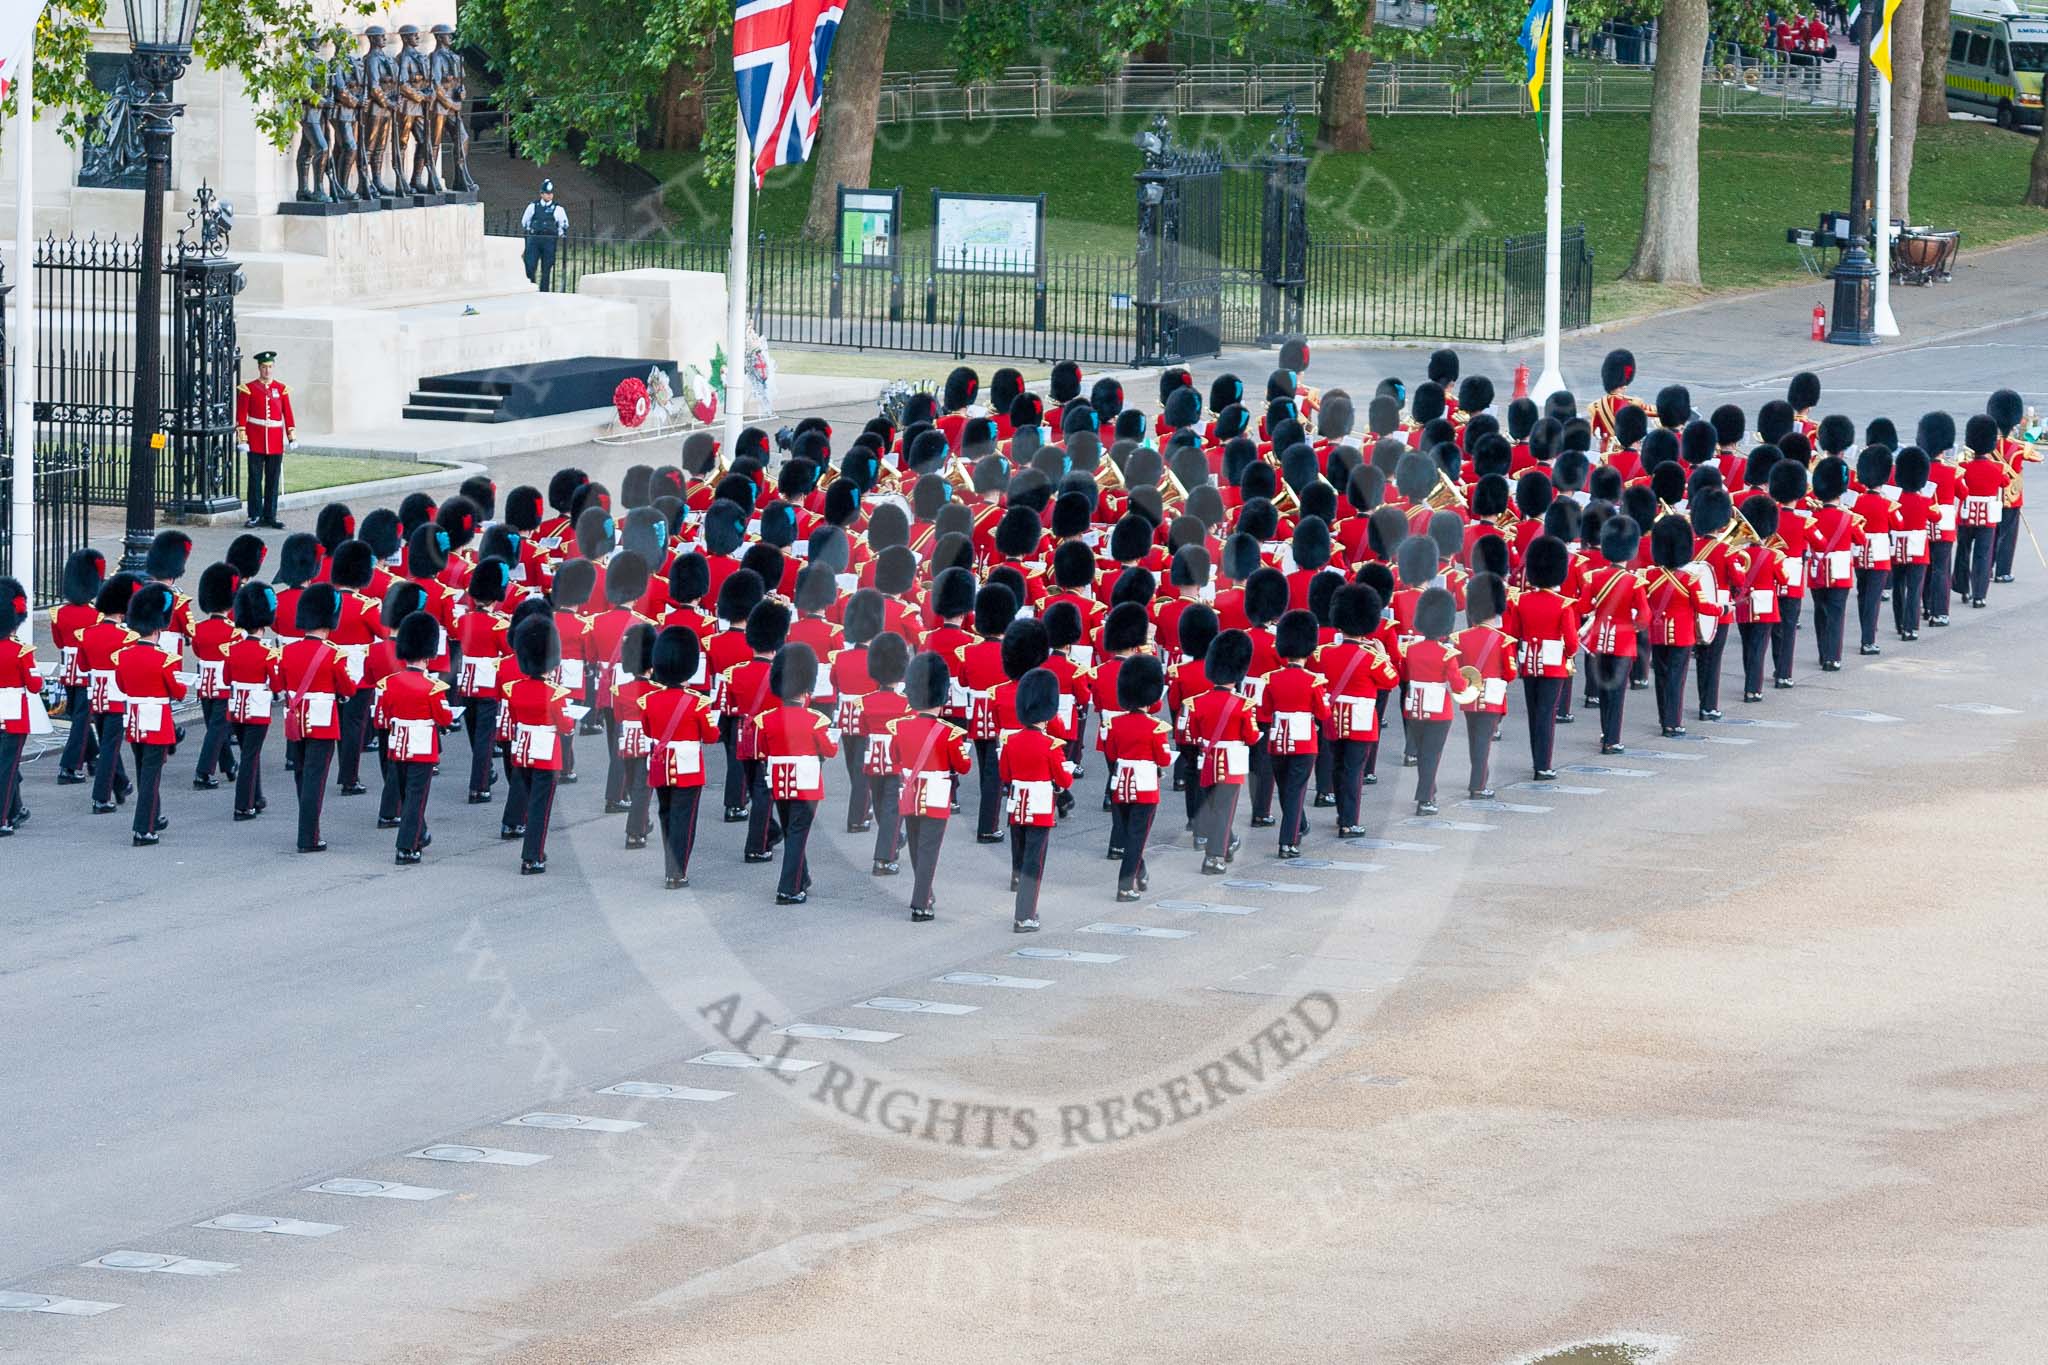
[1512,362,1530,400]
[1811,304,1827,342]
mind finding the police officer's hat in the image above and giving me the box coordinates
[539,178,555,195]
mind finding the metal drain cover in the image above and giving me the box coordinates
[597,1082,734,1101]
[506,1113,643,1133]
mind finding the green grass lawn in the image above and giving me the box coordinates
[283,456,451,495]
[640,113,2046,311]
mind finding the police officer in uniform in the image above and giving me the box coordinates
[521,179,568,291]
[236,351,296,529]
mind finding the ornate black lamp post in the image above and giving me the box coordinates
[1827,2,1879,347]
[117,0,202,571]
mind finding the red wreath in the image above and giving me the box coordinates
[614,377,650,428]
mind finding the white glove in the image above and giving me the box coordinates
[287,438,298,452]
[237,441,249,454]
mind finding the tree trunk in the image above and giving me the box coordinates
[1624,0,1707,284]
[1318,50,1374,151]
[656,45,714,151]
[799,0,893,242]
[2026,111,2048,206]
[1136,40,1171,64]
[1316,10,1374,153]
[1919,0,1951,124]
[1888,0,1924,220]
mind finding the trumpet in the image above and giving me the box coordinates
[1096,454,1127,493]
[1273,478,1301,518]
[1452,664,1484,705]
[1160,466,1189,515]
[942,455,976,497]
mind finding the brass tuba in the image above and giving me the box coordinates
[1710,506,1763,551]
[1428,471,1469,510]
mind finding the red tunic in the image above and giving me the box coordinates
[501,676,575,770]
[757,701,840,800]
[1102,711,1173,805]
[635,685,722,788]
[114,641,186,744]
[0,639,45,735]
[1453,625,1519,715]
[1258,663,1330,756]
[376,669,456,763]
[275,637,359,741]
[998,726,1073,826]
[891,712,974,818]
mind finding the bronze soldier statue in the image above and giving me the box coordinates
[325,44,363,202]
[428,23,474,195]
[359,26,398,198]
[293,37,332,203]
[395,24,435,194]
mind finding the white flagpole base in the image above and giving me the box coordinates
[1532,368,1566,404]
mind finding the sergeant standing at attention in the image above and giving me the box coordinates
[235,351,295,530]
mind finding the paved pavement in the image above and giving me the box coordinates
[9,276,2048,1364]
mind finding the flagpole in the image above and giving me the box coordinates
[1532,0,1568,402]
[10,34,34,646]
[1873,69,1898,336]
[722,122,751,462]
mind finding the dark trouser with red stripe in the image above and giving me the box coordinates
[1592,653,1630,747]
[1202,782,1241,856]
[720,719,745,811]
[338,691,372,788]
[1411,718,1451,806]
[1924,542,1954,618]
[1810,585,1849,664]
[624,763,651,841]
[745,762,781,854]
[871,776,902,862]
[465,699,499,797]
[92,714,129,805]
[130,742,166,837]
[1854,567,1889,648]
[1248,734,1275,820]
[195,697,236,781]
[1957,525,1996,602]
[1010,822,1050,922]
[1177,743,1205,833]
[1522,675,1562,772]
[1739,622,1772,696]
[234,723,268,814]
[515,767,557,864]
[0,731,23,824]
[1693,628,1729,713]
[1330,738,1369,828]
[61,685,98,774]
[776,798,816,897]
[974,737,1002,837]
[1995,505,2020,578]
[1650,644,1689,729]
[395,761,432,854]
[1462,712,1496,794]
[296,738,334,848]
[1313,745,1332,801]
[1772,597,1804,681]
[1891,561,1926,635]
[1273,752,1313,847]
[843,747,871,828]
[657,786,702,879]
[905,814,945,911]
[1111,802,1154,890]
[1373,693,1397,774]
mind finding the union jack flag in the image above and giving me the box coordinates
[733,0,843,188]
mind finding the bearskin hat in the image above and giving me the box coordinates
[124,581,172,636]
[1909,411,1955,458]
[1743,444,1781,489]
[1600,348,1635,393]
[379,579,428,631]
[1689,486,1734,538]
[231,580,276,632]
[1239,567,1284,628]
[766,642,815,703]
[1680,419,1718,467]
[1270,607,1315,661]
[1965,413,2000,456]
[141,528,192,583]
[63,548,106,607]
[1864,417,1899,452]
[1989,388,2026,434]
[1810,455,1850,502]
[1654,384,1691,430]
[1599,514,1642,565]
[1856,444,1894,490]
[1520,534,1568,591]
[1412,585,1456,640]
[292,583,340,633]
[1740,495,1779,542]
[741,597,791,656]
[329,539,375,592]
[1457,375,1495,418]
[898,650,948,712]
[1330,583,1381,638]
[1097,601,1146,654]
[278,532,323,587]
[1463,571,1506,626]
[1204,628,1254,688]
[1766,459,1809,505]
[1893,445,1930,494]
[1014,666,1060,728]
[1787,371,1821,410]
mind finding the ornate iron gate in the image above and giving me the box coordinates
[1134,116,1224,366]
